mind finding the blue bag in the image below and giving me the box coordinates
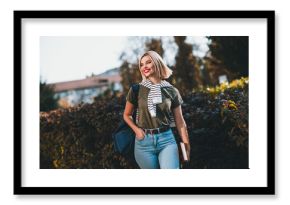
[112,84,139,155]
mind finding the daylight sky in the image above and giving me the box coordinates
[40,36,128,83]
[40,36,209,84]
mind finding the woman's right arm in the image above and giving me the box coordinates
[123,101,145,140]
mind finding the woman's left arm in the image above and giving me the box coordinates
[172,105,190,160]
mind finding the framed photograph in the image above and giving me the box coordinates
[14,10,275,195]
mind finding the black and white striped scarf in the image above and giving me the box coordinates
[140,79,172,117]
[135,79,176,127]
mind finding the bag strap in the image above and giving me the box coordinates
[131,84,140,108]
[130,84,139,123]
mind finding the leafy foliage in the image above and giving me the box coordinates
[40,77,248,169]
[40,81,59,112]
[207,36,249,78]
[172,36,202,93]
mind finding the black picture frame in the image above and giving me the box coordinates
[14,10,275,195]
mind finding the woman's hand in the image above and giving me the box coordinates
[134,128,146,140]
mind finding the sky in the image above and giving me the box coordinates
[40,36,127,83]
[40,36,209,84]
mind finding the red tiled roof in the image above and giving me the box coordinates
[49,75,121,92]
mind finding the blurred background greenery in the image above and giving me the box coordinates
[40,36,248,111]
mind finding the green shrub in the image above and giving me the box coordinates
[40,78,248,169]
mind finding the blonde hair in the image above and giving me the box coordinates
[139,50,173,81]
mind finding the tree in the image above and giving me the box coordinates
[207,36,249,78]
[40,81,59,112]
[119,60,142,93]
[173,36,201,94]
[145,38,164,57]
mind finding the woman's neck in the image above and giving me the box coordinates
[147,76,162,85]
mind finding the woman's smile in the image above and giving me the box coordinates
[143,68,151,74]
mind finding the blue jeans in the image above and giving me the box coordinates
[134,128,180,169]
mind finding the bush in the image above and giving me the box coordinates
[40,81,59,112]
[40,78,248,169]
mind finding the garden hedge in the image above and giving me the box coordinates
[40,77,249,169]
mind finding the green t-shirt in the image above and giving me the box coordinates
[126,84,183,129]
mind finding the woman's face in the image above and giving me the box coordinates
[140,55,155,78]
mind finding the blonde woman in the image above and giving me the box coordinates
[123,50,190,169]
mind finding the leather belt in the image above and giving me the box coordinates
[141,126,171,135]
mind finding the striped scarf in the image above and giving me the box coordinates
[136,79,176,127]
[140,80,172,117]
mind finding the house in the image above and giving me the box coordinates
[48,68,122,106]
